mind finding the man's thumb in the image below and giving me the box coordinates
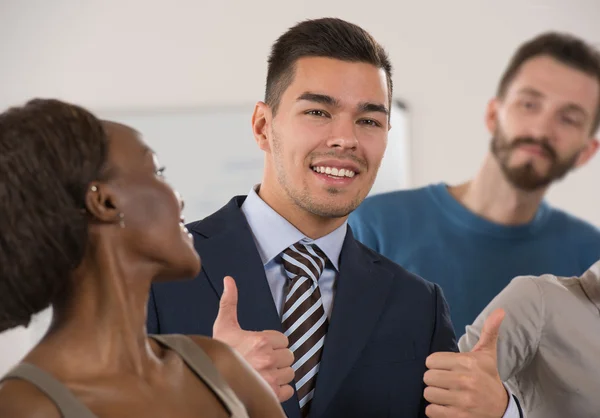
[214,276,240,330]
[472,308,505,353]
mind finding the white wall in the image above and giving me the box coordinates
[0,308,52,376]
[1,0,600,373]
[1,0,599,223]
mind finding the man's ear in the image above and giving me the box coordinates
[85,183,123,225]
[252,101,273,153]
[485,97,500,135]
[574,138,600,168]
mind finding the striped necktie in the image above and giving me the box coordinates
[281,242,329,417]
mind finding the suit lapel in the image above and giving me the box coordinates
[191,197,302,418]
[192,196,283,333]
[309,230,393,418]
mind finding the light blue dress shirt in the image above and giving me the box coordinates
[241,185,346,319]
[240,185,521,418]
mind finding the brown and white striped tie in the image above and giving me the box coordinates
[281,242,329,417]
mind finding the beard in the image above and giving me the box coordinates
[271,129,371,218]
[490,126,580,191]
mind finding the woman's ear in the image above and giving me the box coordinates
[84,183,122,225]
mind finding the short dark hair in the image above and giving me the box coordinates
[265,17,393,114]
[0,99,109,332]
[497,31,600,133]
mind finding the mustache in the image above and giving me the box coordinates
[309,151,368,169]
[509,137,557,160]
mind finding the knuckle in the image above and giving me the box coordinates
[461,393,476,409]
[264,329,280,337]
[281,350,294,367]
[278,333,289,347]
[245,355,260,369]
[279,384,294,402]
[264,355,277,368]
[460,356,475,369]
[425,404,439,417]
[423,370,434,385]
[254,335,271,349]
[423,386,433,400]
[425,354,436,369]
[256,355,276,370]
[284,367,295,382]
[459,374,475,391]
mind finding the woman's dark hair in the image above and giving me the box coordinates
[0,98,109,332]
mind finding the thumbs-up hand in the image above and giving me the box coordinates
[213,276,295,403]
[423,308,509,418]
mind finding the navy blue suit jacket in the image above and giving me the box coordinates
[147,196,457,418]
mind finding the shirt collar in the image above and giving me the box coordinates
[241,185,346,270]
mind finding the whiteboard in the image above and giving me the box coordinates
[371,100,411,196]
[99,101,411,221]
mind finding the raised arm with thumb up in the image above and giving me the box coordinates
[422,308,511,418]
[213,276,295,403]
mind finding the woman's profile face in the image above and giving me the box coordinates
[100,122,201,281]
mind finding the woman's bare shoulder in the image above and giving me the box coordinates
[184,335,285,418]
[0,378,61,418]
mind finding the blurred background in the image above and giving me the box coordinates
[1,0,599,374]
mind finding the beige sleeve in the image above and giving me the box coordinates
[458,275,545,381]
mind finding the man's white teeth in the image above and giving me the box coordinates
[312,166,356,178]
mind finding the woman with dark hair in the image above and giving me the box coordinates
[0,98,285,418]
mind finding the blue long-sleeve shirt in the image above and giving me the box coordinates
[349,183,600,334]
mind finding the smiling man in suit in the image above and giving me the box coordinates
[147,17,521,418]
